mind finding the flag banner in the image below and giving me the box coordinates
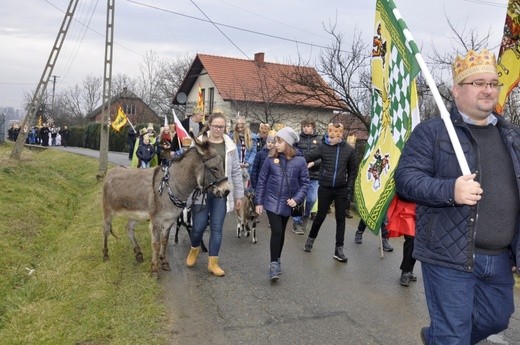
[197,84,205,123]
[111,106,127,132]
[172,110,192,146]
[495,0,520,114]
[354,0,420,234]
[386,195,416,238]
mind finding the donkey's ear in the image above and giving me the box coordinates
[194,136,210,155]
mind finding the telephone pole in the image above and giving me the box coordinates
[10,0,79,160]
[97,0,115,176]
[51,75,59,120]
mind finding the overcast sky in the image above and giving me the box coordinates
[0,0,509,111]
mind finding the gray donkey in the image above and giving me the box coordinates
[102,140,230,278]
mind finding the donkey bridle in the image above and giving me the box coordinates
[158,153,228,208]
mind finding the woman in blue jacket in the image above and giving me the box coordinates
[255,127,310,282]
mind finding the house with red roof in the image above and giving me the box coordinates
[172,52,344,129]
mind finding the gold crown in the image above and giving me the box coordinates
[267,130,277,138]
[192,104,204,114]
[259,123,270,133]
[452,49,497,84]
[273,123,285,131]
[181,137,192,146]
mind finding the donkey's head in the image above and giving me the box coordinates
[194,139,230,197]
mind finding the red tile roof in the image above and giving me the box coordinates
[174,53,343,109]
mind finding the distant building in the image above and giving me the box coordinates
[173,52,343,130]
[87,87,161,125]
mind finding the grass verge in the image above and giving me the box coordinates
[0,143,168,345]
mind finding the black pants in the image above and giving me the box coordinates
[267,211,289,262]
[308,185,348,246]
[357,219,389,238]
[399,235,416,272]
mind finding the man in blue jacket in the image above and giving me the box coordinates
[395,49,520,345]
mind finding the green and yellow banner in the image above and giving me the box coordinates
[354,0,420,233]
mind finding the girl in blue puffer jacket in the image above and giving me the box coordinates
[255,127,310,282]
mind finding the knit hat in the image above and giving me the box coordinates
[276,127,298,147]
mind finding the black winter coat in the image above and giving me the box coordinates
[395,105,520,272]
[305,137,357,194]
[295,131,322,180]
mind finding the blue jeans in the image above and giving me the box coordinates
[190,193,227,256]
[421,252,514,345]
[292,179,319,224]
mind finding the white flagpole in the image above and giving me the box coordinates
[393,8,471,175]
[126,115,136,133]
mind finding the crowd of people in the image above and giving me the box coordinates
[151,49,520,344]
[7,123,69,147]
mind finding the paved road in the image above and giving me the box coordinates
[53,146,520,345]
[163,214,520,345]
[52,145,131,167]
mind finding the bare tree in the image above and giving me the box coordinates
[229,65,295,126]
[157,53,192,117]
[135,51,164,116]
[281,21,372,129]
[421,17,495,120]
[112,73,136,96]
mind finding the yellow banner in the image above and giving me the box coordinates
[111,106,127,132]
[496,0,520,114]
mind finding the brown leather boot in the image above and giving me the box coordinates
[208,256,225,276]
[186,246,200,267]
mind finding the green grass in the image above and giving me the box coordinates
[0,143,168,345]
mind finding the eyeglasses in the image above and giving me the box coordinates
[210,125,226,130]
[458,81,503,90]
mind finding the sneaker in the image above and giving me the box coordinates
[354,230,363,244]
[269,262,279,282]
[304,237,315,252]
[399,271,413,286]
[302,217,310,232]
[410,272,417,282]
[333,246,348,262]
[382,238,394,252]
[277,258,282,275]
[292,222,304,235]
[345,209,353,218]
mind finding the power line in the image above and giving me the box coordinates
[44,0,144,58]
[189,0,249,59]
[126,0,334,52]
[460,0,507,7]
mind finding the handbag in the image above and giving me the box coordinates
[282,162,304,217]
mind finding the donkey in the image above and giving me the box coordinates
[173,207,208,252]
[236,190,258,244]
[102,140,229,278]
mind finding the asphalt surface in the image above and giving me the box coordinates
[53,145,520,345]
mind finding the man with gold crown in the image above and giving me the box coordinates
[395,49,520,344]
[181,106,204,139]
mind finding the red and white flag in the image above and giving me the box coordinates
[172,109,192,146]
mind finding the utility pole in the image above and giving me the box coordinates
[51,75,59,118]
[98,0,115,177]
[10,0,79,160]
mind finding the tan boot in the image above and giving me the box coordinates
[186,246,200,267]
[207,256,225,277]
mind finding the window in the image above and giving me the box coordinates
[208,88,214,114]
[124,104,136,115]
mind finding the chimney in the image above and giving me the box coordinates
[254,52,265,66]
